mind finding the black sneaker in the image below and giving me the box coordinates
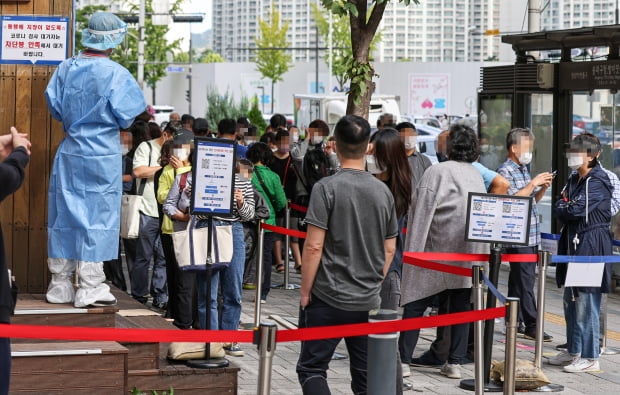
[403,382,413,391]
[523,330,553,342]
[410,353,444,367]
[556,342,568,351]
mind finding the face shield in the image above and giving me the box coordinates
[81,12,127,51]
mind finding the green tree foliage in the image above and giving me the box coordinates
[320,0,419,118]
[311,3,381,92]
[247,96,268,133]
[205,87,250,130]
[199,50,226,63]
[254,5,293,114]
[110,0,184,104]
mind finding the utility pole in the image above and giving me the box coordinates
[528,0,542,59]
[137,0,145,89]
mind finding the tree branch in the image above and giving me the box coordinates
[367,1,388,35]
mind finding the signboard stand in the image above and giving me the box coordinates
[459,193,533,392]
[185,137,237,370]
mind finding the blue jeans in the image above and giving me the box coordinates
[197,221,244,330]
[130,213,168,304]
[563,287,601,359]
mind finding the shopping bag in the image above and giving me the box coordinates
[120,194,142,239]
[172,217,233,271]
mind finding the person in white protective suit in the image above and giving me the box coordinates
[44,12,147,307]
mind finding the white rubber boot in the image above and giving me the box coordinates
[46,258,77,304]
[74,261,117,308]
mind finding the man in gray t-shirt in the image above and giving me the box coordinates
[296,115,398,395]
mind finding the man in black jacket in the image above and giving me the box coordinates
[0,126,31,395]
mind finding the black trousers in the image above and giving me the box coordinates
[399,288,471,365]
[260,232,275,300]
[0,337,10,395]
[297,297,369,395]
[161,233,195,328]
[505,246,538,332]
[103,238,128,291]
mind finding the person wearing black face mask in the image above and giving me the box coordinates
[269,129,303,273]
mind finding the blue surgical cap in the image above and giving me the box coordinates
[81,12,127,51]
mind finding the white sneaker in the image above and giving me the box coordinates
[548,351,580,366]
[563,358,600,373]
[402,363,411,378]
[440,362,462,379]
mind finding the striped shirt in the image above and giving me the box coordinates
[497,158,540,247]
[215,174,255,222]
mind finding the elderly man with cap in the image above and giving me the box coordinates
[44,12,146,307]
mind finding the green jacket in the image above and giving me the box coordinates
[252,165,287,229]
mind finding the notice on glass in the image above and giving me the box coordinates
[191,138,236,216]
[465,193,532,246]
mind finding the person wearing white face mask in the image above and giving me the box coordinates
[155,123,193,324]
[550,133,613,373]
[395,122,432,188]
[497,128,555,342]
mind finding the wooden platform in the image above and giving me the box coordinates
[10,288,240,394]
[11,341,128,393]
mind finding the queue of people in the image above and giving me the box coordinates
[1,11,612,395]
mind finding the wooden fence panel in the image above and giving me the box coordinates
[0,0,73,292]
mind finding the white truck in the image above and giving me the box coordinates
[293,93,401,132]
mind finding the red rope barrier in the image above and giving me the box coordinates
[261,223,307,239]
[403,253,475,277]
[288,202,308,213]
[277,307,506,342]
[0,307,505,344]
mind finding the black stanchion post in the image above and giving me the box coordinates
[256,321,278,395]
[283,203,291,288]
[367,309,398,395]
[187,216,229,369]
[473,266,485,395]
[253,220,265,328]
[484,244,503,384]
[504,297,520,395]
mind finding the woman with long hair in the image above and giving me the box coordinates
[368,128,413,393]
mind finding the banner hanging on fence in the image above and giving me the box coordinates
[0,16,68,65]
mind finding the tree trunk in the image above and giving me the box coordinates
[344,1,388,119]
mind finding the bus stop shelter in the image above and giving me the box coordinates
[479,25,620,248]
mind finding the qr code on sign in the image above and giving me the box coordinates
[473,201,482,211]
[502,203,511,214]
[201,158,210,169]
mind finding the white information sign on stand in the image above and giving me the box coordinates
[190,138,236,216]
[1,16,69,65]
[465,192,532,246]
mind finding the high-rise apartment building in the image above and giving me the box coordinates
[213,0,319,62]
[541,0,616,29]
[379,0,500,62]
[213,0,501,63]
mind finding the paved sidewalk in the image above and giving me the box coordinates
[230,262,620,394]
